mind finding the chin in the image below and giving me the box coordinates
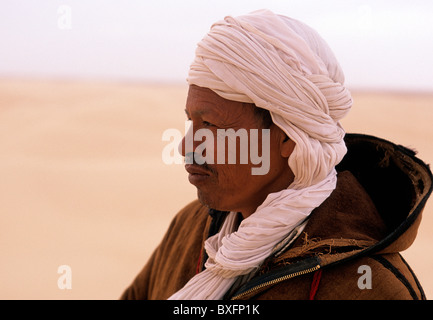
[197,190,225,211]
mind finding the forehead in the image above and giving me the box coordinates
[185,85,245,116]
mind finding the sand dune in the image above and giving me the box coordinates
[0,79,432,299]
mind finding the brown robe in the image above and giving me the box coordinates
[120,134,432,300]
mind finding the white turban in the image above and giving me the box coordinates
[187,9,352,188]
[170,10,352,300]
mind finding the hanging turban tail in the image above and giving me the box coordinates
[187,9,353,189]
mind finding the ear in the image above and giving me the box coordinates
[280,134,296,158]
[270,123,296,158]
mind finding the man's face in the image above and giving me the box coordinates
[180,85,295,218]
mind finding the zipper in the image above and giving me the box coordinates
[231,264,321,300]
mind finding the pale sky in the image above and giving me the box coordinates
[1,0,432,91]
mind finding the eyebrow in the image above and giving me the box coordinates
[184,108,210,117]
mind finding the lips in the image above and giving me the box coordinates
[185,164,212,175]
[185,164,211,185]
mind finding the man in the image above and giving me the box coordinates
[121,10,432,300]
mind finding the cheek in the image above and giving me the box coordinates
[216,163,265,191]
[209,164,255,201]
[215,163,248,182]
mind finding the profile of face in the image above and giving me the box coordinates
[179,85,296,218]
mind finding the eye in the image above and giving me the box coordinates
[202,121,215,127]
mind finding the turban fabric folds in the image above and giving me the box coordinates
[188,9,352,188]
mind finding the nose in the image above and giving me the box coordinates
[178,136,188,157]
[178,137,197,165]
[178,120,194,157]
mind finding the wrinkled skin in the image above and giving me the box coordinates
[179,85,295,218]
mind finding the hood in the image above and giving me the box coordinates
[266,133,432,263]
[229,133,432,300]
[337,133,432,255]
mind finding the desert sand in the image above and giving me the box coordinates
[0,78,432,299]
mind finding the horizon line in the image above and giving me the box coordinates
[1,75,432,96]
